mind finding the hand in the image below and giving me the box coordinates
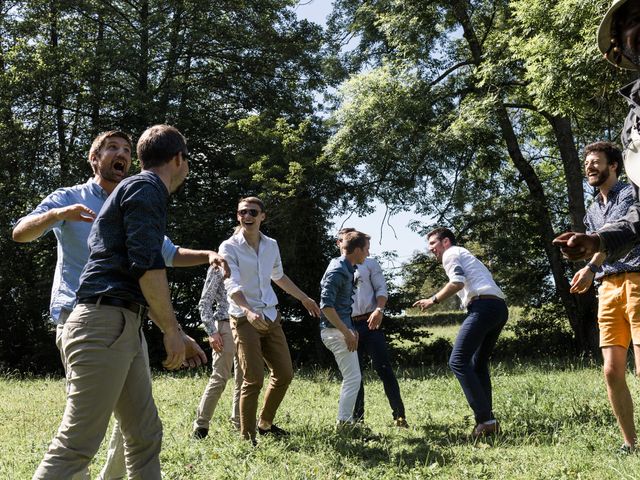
[344,329,359,352]
[162,327,186,370]
[55,204,96,223]
[209,252,230,278]
[413,298,435,311]
[246,310,270,333]
[367,309,383,330]
[208,332,224,353]
[301,297,321,317]
[553,232,601,261]
[570,267,595,294]
[182,332,208,368]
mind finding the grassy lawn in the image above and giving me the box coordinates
[3,360,640,479]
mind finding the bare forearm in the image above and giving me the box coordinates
[588,252,606,267]
[12,210,58,242]
[376,295,387,309]
[230,291,254,315]
[321,307,350,334]
[139,269,180,333]
[274,274,310,302]
[172,248,211,267]
[434,282,464,303]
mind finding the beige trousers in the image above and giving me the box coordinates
[194,320,243,430]
[34,303,162,480]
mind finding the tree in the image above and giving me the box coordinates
[324,0,631,354]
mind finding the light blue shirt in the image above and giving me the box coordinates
[319,256,356,330]
[18,178,178,324]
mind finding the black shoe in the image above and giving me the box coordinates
[192,427,208,439]
[257,424,289,437]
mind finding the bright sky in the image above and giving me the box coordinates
[295,1,428,267]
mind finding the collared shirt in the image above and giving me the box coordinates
[219,231,284,321]
[442,246,505,308]
[77,171,172,306]
[198,266,230,336]
[319,256,356,330]
[17,178,178,323]
[351,257,387,317]
[598,79,640,260]
[585,181,640,279]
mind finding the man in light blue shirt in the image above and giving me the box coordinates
[338,228,408,428]
[13,130,223,480]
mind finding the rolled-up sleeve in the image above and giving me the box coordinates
[320,268,344,309]
[16,188,68,233]
[220,241,243,296]
[271,240,284,281]
[162,235,179,267]
[199,266,225,336]
[443,250,465,284]
[120,183,166,279]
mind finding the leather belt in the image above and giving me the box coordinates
[467,295,503,305]
[78,295,148,317]
[352,312,373,322]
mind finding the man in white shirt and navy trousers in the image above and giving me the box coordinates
[414,227,508,438]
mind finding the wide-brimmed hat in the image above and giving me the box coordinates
[598,0,637,70]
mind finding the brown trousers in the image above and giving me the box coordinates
[231,313,293,439]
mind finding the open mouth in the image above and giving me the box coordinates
[114,161,126,173]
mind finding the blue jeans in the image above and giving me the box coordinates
[352,318,405,421]
[448,298,508,424]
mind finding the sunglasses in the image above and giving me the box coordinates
[237,208,261,217]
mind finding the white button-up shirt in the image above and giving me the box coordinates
[352,258,388,316]
[442,246,505,307]
[219,231,284,321]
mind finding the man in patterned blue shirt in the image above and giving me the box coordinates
[570,141,640,453]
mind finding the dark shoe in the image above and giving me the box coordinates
[472,421,500,439]
[619,443,635,455]
[192,427,208,439]
[258,424,289,437]
[394,417,409,428]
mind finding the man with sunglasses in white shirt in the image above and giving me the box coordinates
[219,196,321,443]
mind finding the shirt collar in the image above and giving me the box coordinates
[87,178,108,200]
[339,255,356,273]
[597,180,626,204]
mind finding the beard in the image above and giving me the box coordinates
[588,168,610,187]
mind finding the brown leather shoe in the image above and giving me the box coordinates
[472,421,500,438]
[394,417,409,428]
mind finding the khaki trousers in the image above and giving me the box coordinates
[231,314,293,439]
[34,303,162,480]
[193,320,243,430]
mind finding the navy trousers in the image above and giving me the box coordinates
[352,318,405,421]
[448,298,508,423]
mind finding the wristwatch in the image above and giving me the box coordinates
[431,294,439,304]
[375,307,384,314]
[586,262,602,274]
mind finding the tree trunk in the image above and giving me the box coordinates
[452,0,599,355]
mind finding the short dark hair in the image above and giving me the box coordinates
[342,231,370,254]
[427,227,456,245]
[137,124,187,169]
[584,141,623,177]
[88,130,132,173]
[337,227,356,241]
[238,196,265,213]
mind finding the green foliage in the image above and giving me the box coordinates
[502,301,577,358]
[2,0,338,372]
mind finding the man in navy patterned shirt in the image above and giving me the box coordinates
[570,141,640,453]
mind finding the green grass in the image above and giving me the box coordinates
[3,361,640,479]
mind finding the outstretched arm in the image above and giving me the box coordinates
[12,204,96,242]
[273,274,321,317]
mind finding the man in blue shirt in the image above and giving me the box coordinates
[569,141,640,453]
[14,130,223,479]
[320,230,370,426]
[337,228,408,428]
[31,125,206,479]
